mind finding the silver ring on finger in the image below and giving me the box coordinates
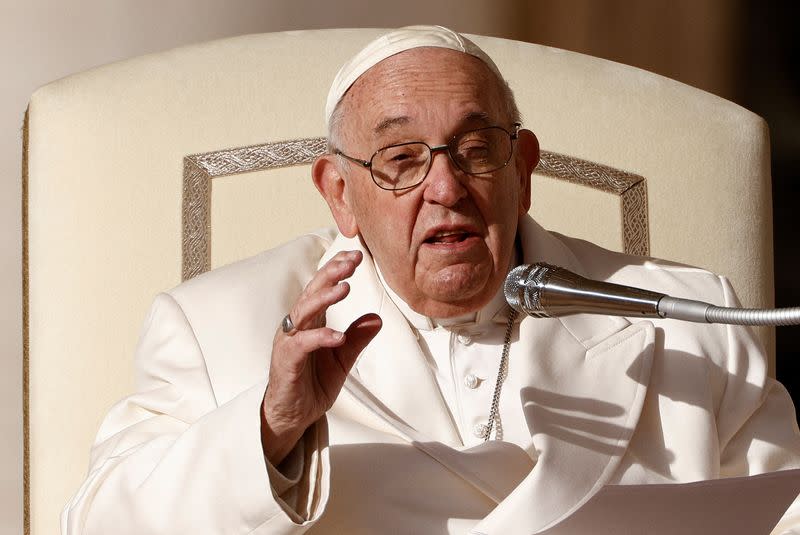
[281,313,297,334]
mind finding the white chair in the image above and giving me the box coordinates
[22,28,774,535]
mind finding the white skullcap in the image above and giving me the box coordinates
[325,25,503,126]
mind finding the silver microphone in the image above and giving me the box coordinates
[504,263,800,326]
[504,263,665,319]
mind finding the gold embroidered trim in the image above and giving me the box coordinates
[181,138,328,280]
[182,159,211,281]
[537,151,650,256]
[192,138,328,177]
[620,179,650,256]
[182,139,650,279]
[22,107,31,535]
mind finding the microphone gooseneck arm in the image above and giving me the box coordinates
[504,263,800,327]
[659,297,800,326]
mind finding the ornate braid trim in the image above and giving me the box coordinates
[182,140,649,279]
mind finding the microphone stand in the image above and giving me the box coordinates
[505,263,800,326]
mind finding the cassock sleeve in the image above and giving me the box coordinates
[61,292,331,535]
[713,277,800,535]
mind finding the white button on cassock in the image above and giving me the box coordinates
[464,373,479,389]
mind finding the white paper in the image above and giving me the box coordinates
[539,469,800,535]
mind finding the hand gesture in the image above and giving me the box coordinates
[261,250,382,464]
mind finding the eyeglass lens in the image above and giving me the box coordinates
[371,127,513,190]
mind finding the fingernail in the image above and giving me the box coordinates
[333,331,345,341]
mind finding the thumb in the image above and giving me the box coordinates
[334,313,382,373]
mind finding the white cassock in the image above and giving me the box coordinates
[62,216,800,535]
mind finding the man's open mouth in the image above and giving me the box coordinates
[424,230,474,244]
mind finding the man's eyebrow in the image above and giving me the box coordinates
[374,116,410,134]
[462,111,493,125]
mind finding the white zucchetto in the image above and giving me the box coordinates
[324,25,502,126]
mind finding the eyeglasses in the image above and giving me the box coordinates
[334,123,521,191]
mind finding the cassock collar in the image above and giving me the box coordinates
[373,252,519,332]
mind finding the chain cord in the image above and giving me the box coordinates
[484,307,517,441]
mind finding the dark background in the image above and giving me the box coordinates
[740,1,800,406]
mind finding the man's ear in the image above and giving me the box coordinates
[312,154,359,237]
[515,129,540,214]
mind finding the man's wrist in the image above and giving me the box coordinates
[260,392,307,465]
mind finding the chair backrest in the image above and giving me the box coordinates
[23,28,774,535]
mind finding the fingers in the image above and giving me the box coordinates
[271,249,376,379]
[274,313,382,381]
[304,250,362,297]
[299,313,382,404]
[333,313,383,374]
[272,324,344,372]
[292,326,346,354]
[289,250,363,331]
[290,281,351,332]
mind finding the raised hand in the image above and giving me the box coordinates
[260,250,382,464]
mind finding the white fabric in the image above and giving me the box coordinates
[325,25,502,125]
[62,217,800,534]
[376,248,519,445]
[379,267,518,445]
[417,322,516,447]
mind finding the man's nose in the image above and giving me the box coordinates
[422,148,468,206]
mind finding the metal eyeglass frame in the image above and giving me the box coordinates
[334,123,522,191]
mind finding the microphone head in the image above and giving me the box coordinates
[504,263,556,317]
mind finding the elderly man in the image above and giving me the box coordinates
[63,26,800,534]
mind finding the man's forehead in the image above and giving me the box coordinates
[325,25,503,127]
[351,46,497,96]
[369,109,497,138]
[343,49,503,131]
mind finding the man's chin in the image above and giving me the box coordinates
[414,276,499,318]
